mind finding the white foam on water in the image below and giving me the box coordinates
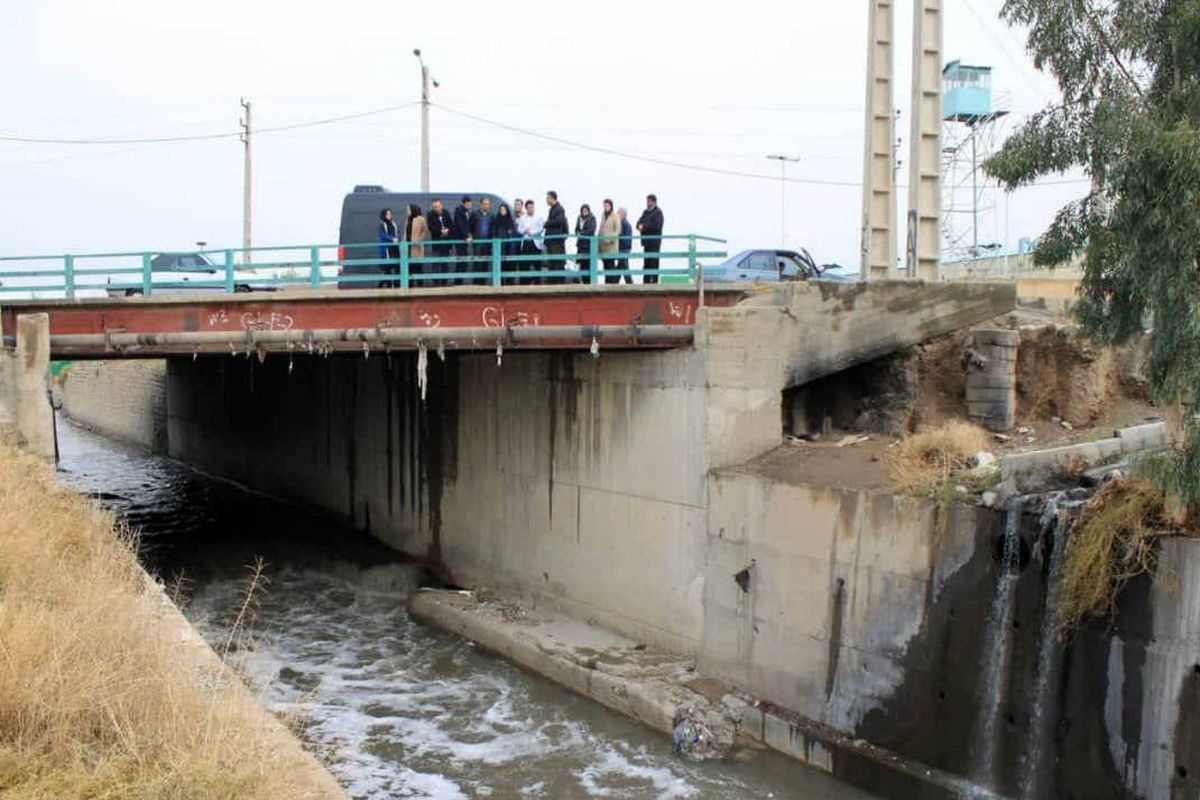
[577,741,699,799]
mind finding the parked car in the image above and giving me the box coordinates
[105,253,261,297]
[701,248,849,283]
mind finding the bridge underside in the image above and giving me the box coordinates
[0,285,742,359]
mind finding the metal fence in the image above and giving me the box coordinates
[0,234,727,299]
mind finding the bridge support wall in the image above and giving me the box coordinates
[167,348,712,654]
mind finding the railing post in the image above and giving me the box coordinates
[223,250,235,293]
[491,238,502,287]
[588,237,599,285]
[399,242,410,289]
[141,252,153,296]
[309,246,321,289]
[63,254,75,299]
[687,235,697,281]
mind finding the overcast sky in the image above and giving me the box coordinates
[0,0,1084,269]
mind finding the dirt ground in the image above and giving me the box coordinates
[751,307,1161,492]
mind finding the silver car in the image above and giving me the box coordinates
[106,253,258,297]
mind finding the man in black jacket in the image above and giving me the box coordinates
[636,194,664,284]
[426,199,453,287]
[544,190,568,284]
[451,195,474,285]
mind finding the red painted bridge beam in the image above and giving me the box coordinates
[0,286,746,358]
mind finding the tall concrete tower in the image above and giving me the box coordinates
[860,0,898,281]
[905,0,943,281]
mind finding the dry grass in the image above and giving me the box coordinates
[0,444,341,799]
[1055,477,1180,637]
[887,420,994,495]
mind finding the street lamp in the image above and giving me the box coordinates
[766,154,801,248]
[413,49,440,192]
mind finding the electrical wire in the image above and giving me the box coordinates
[434,102,1090,191]
[433,103,863,187]
[0,101,419,145]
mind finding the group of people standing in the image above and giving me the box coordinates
[377,192,665,285]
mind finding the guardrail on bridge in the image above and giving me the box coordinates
[0,234,727,299]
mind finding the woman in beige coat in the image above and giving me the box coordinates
[598,199,622,285]
[406,204,430,285]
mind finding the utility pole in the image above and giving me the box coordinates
[860,0,898,280]
[905,0,943,281]
[766,154,801,248]
[239,98,252,264]
[413,49,439,192]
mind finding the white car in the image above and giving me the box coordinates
[105,253,261,297]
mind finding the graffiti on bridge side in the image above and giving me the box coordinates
[482,306,542,328]
[240,311,294,332]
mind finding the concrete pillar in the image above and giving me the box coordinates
[0,351,15,430]
[860,0,898,280]
[965,328,1017,432]
[15,313,56,459]
[905,0,943,282]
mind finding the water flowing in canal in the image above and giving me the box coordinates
[56,420,876,800]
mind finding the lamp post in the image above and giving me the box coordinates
[766,154,801,248]
[413,49,440,193]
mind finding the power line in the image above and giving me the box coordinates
[959,0,1044,95]
[0,101,419,145]
[433,103,863,187]
[433,102,1090,190]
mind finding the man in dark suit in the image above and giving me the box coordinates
[426,199,453,287]
[636,194,664,284]
[543,190,568,284]
[451,195,474,285]
[470,196,495,286]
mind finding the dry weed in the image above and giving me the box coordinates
[1055,478,1181,637]
[0,445,339,799]
[887,420,993,495]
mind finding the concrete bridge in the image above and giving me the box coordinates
[2,278,1032,798]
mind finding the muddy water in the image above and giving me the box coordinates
[56,421,876,800]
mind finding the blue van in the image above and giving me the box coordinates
[337,185,507,288]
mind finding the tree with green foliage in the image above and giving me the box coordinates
[986,0,1200,512]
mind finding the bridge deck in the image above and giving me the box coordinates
[0,284,747,359]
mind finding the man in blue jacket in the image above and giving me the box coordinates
[451,195,474,284]
[617,207,634,285]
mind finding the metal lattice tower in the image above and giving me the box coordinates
[940,62,1010,261]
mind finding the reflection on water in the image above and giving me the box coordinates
[56,420,875,800]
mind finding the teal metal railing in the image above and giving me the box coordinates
[0,234,727,299]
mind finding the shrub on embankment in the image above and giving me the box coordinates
[0,443,329,799]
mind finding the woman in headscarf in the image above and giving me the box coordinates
[491,202,519,284]
[574,203,597,284]
[378,208,400,285]
[406,204,429,286]
[598,199,621,284]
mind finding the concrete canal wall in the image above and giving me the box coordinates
[59,360,167,451]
